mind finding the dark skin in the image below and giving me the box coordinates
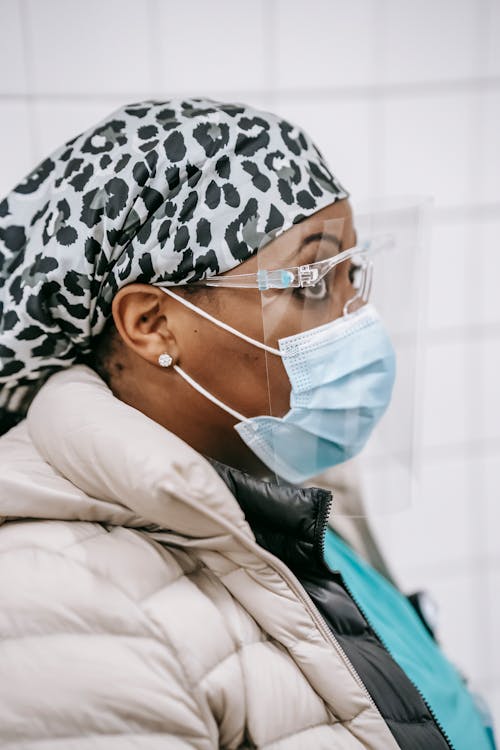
[108,198,359,475]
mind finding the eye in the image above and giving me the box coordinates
[294,277,328,301]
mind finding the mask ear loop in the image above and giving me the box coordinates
[160,286,281,356]
[172,363,249,423]
[157,286,282,426]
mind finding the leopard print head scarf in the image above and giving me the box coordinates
[0,97,349,434]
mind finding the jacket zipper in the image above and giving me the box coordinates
[148,487,435,739]
[150,513,381,715]
[318,493,455,750]
[287,490,380,712]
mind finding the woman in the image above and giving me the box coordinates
[0,98,495,749]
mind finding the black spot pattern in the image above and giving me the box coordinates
[163,131,186,162]
[0,97,349,429]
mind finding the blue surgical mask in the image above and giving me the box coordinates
[161,289,396,484]
[235,303,396,483]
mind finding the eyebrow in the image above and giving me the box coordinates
[282,232,341,264]
[300,232,341,250]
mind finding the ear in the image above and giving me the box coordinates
[111,283,179,366]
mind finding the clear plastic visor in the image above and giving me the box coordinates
[254,195,432,516]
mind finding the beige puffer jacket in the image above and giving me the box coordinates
[0,364,400,750]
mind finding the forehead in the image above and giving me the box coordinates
[231,198,355,275]
[287,198,354,247]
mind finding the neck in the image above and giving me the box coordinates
[111,361,271,478]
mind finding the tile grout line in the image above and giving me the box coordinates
[467,0,497,687]
[370,0,385,198]
[145,0,164,97]
[263,0,278,110]
[0,76,499,103]
[17,0,39,166]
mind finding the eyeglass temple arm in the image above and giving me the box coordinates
[190,234,394,291]
[194,257,346,291]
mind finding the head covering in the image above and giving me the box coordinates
[0,97,349,433]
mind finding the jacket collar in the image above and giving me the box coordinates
[207,457,334,576]
[12,362,332,577]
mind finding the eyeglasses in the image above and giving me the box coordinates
[184,234,395,295]
[153,233,395,317]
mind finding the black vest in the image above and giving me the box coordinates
[209,459,454,750]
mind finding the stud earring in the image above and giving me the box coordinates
[158,352,173,368]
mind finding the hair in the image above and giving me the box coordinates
[77,315,123,388]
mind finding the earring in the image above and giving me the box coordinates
[158,352,173,368]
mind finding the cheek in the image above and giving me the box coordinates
[229,295,292,416]
[182,320,275,416]
[177,292,293,418]
[221,343,286,417]
[263,353,292,416]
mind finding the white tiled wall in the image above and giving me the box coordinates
[1,0,499,733]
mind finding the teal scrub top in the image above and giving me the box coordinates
[323,527,497,750]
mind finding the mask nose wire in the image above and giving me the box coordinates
[158,286,281,425]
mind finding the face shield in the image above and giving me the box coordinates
[161,196,432,517]
[344,196,432,515]
[247,195,431,515]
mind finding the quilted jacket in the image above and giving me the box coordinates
[0,364,449,749]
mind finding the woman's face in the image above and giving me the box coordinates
[111,197,358,474]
